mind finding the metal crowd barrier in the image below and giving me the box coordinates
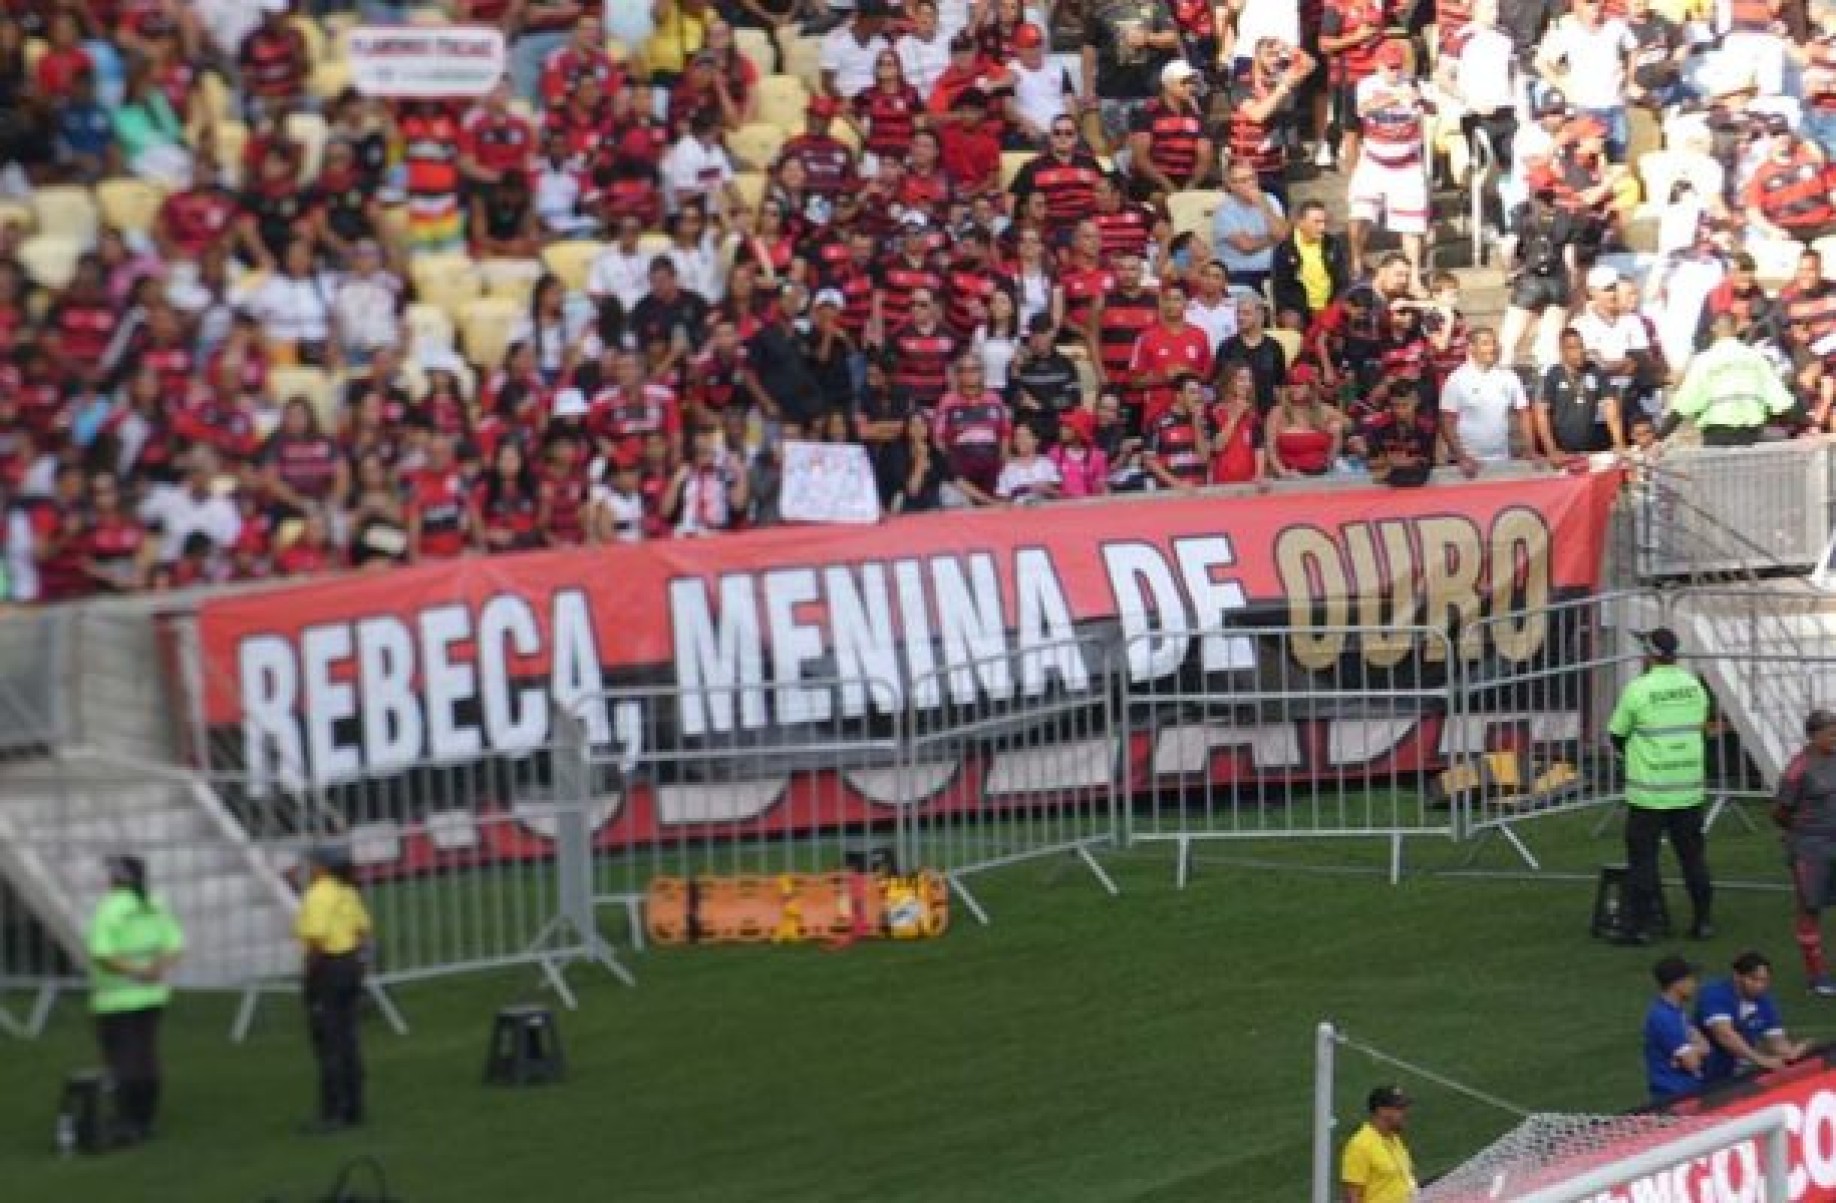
[1627,439,1836,580]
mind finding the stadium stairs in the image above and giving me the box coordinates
[0,596,299,992]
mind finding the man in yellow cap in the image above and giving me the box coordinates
[296,844,372,1133]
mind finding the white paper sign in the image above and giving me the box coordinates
[779,441,883,526]
[348,26,505,98]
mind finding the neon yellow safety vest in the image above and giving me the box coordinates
[1609,663,1710,810]
[87,888,185,1014]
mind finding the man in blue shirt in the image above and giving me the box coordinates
[1644,955,1710,1101]
[1696,951,1811,1085]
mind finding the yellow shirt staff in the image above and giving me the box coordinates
[296,846,373,1133]
[1342,1085,1418,1203]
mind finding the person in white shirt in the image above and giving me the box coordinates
[1439,327,1531,469]
[332,240,403,367]
[1005,22,1070,145]
[1572,262,1655,411]
[821,6,891,99]
[1434,0,1520,171]
[995,423,1062,502]
[589,455,648,544]
[248,238,337,366]
[1503,89,1571,215]
[588,216,655,317]
[1226,0,1299,69]
[1184,262,1239,353]
[1717,0,1788,98]
[661,110,739,216]
[1534,0,1635,158]
[896,0,952,98]
[137,447,242,566]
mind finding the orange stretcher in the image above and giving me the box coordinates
[646,871,950,947]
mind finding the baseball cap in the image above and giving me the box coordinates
[1059,408,1095,443]
[1585,264,1620,290]
[308,844,353,870]
[1807,709,1836,736]
[1161,59,1199,88]
[552,387,590,419]
[1287,362,1320,386]
[1367,1086,1412,1112]
[1375,40,1407,69]
[901,210,930,231]
[1566,115,1609,142]
[812,287,844,309]
[1013,21,1043,49]
[1653,955,1698,990]
[1636,627,1681,658]
[1534,89,1569,118]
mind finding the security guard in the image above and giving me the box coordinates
[296,845,372,1133]
[1609,627,1714,945]
[1665,312,1796,446]
[87,854,184,1144]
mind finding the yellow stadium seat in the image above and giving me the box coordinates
[781,39,824,92]
[541,239,604,294]
[311,59,353,102]
[756,74,810,131]
[733,27,774,78]
[732,170,767,212]
[320,12,358,56]
[18,235,81,289]
[476,257,543,305]
[30,185,100,246]
[209,120,248,183]
[96,178,168,237]
[1166,189,1225,239]
[288,16,326,68]
[408,4,451,24]
[24,37,46,76]
[378,203,409,247]
[285,112,329,182]
[196,71,234,131]
[728,122,787,171]
[1000,151,1032,191]
[411,252,484,318]
[0,199,33,238]
[774,24,805,56]
[830,119,861,153]
[405,303,457,353]
[458,295,521,372]
[637,232,673,259]
[268,366,339,429]
[1814,236,1836,278]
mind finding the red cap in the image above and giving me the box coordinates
[1375,40,1408,69]
[1013,22,1043,49]
[807,94,841,120]
[1287,363,1319,386]
[1565,115,1608,142]
[1059,408,1095,442]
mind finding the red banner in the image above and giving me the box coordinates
[194,472,1619,807]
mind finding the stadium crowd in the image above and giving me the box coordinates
[1,0,1835,601]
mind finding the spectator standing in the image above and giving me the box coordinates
[1697,952,1811,1081]
[1317,0,1389,170]
[821,2,892,100]
[1438,328,1530,469]
[1533,327,1622,461]
[1226,36,1316,204]
[1776,710,1836,995]
[1644,955,1709,1101]
[1349,41,1431,281]
[1217,294,1289,411]
[1006,23,1072,145]
[1082,0,1179,152]
[897,0,953,98]
[1609,627,1714,946]
[1534,0,1634,159]
[1340,1086,1417,1203]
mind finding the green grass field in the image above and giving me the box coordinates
[0,806,1815,1203]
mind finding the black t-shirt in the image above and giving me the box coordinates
[748,320,823,424]
[1217,333,1290,417]
[1083,0,1174,101]
[1539,361,1615,454]
[1009,349,1083,415]
[1625,14,1681,95]
[628,291,711,355]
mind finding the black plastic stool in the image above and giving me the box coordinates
[483,1005,566,1086]
[1592,864,1672,939]
[57,1069,111,1154]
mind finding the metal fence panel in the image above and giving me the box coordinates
[1122,624,1459,885]
[1455,592,1648,866]
[1629,441,1835,579]
[899,636,1121,923]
